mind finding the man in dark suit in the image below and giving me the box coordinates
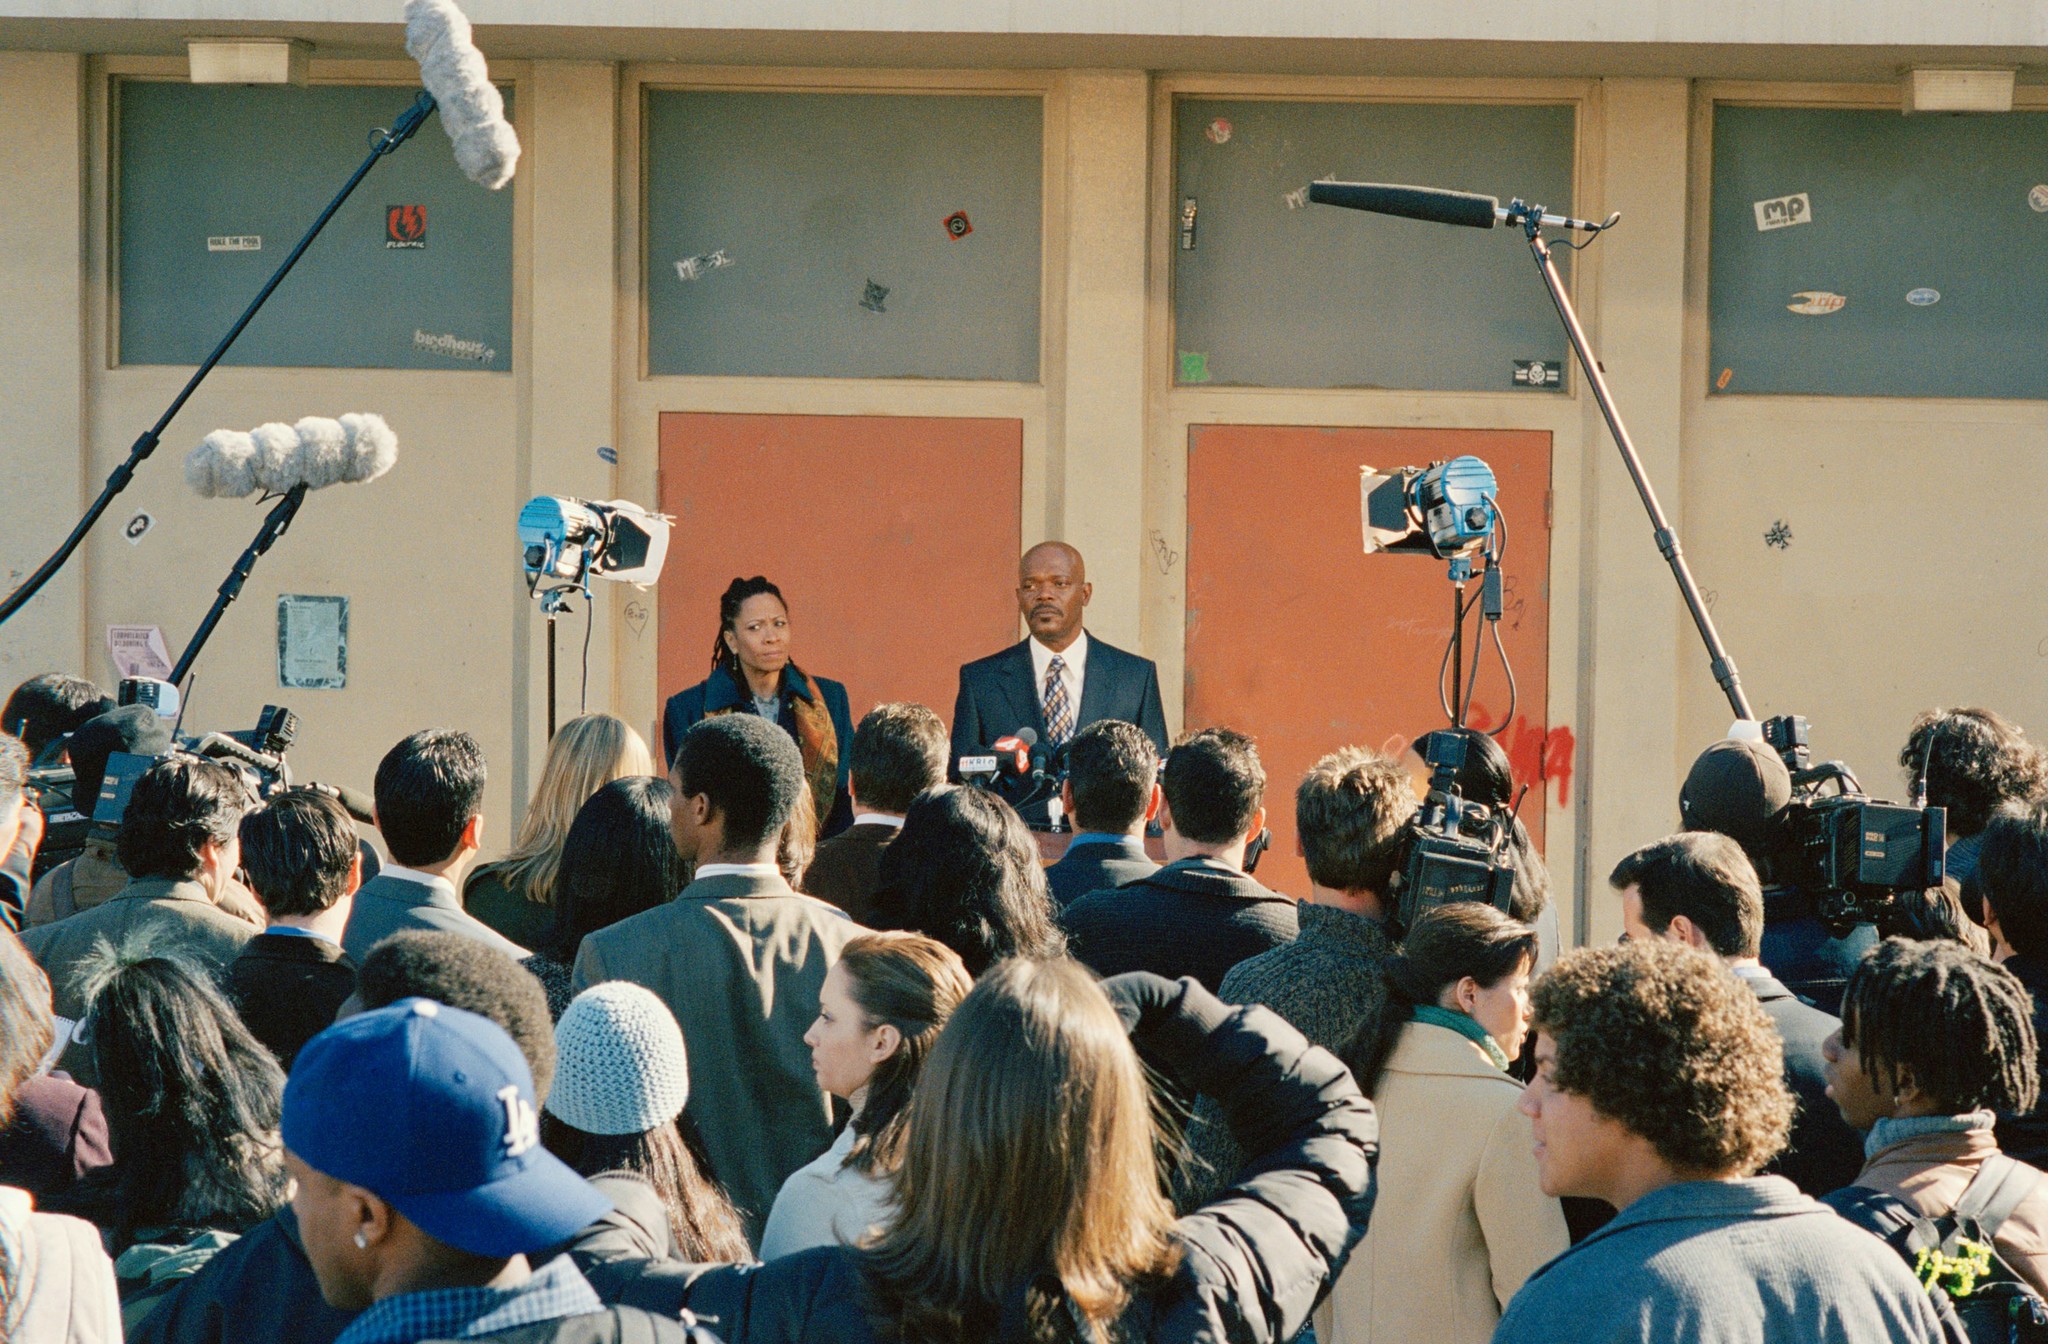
[951,542,1169,824]
[1045,720,1161,910]
[1614,831,1865,1196]
[342,729,523,963]
[228,788,361,1071]
[802,702,947,926]
[1063,728,1296,992]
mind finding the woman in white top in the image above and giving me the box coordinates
[759,931,972,1260]
[1318,901,1568,1344]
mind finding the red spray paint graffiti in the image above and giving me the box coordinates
[1469,702,1577,807]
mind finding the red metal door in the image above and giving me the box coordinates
[1185,425,1564,897]
[657,412,1023,730]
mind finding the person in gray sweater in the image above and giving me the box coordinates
[1495,941,1948,1344]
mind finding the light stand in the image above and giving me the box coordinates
[167,483,310,688]
[0,91,438,629]
[535,586,579,741]
[1504,200,1755,722]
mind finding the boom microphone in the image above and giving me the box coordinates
[404,0,521,190]
[185,415,397,498]
[1309,181,1501,229]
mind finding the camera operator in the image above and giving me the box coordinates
[2,673,111,764]
[22,756,260,1083]
[1680,737,1875,1016]
[25,706,265,932]
[1901,707,2048,886]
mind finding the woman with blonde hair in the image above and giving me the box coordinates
[465,712,654,948]
[759,932,973,1259]
[612,958,1376,1343]
[1320,901,1564,1344]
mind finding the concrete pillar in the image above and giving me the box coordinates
[0,55,88,688]
[512,60,620,809]
[1572,77,1692,944]
[1051,70,1150,649]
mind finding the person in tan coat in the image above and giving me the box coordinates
[1820,936,2048,1296]
[1318,902,1566,1344]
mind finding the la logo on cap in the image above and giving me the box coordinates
[498,1085,539,1156]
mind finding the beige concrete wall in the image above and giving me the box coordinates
[0,53,88,697]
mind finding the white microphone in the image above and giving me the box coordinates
[403,0,521,191]
[184,414,398,498]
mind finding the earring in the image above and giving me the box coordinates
[353,1231,369,1250]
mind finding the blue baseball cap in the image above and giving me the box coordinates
[282,998,610,1258]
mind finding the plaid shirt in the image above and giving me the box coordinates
[334,1255,604,1344]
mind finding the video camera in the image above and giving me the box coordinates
[1386,729,1517,936]
[31,678,321,879]
[1759,714,1946,936]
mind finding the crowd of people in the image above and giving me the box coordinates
[4,654,2048,1343]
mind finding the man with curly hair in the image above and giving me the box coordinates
[1495,941,1947,1343]
[1901,707,2048,886]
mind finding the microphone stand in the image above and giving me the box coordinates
[0,90,438,629]
[168,483,309,688]
[1505,201,1755,722]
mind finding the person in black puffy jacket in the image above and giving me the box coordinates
[609,958,1379,1344]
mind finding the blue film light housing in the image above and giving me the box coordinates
[1360,454,1499,560]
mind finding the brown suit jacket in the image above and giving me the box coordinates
[571,870,864,1249]
[799,819,898,926]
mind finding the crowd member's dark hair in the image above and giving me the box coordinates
[1297,747,1414,895]
[542,777,683,964]
[1344,902,1535,1097]
[673,713,805,853]
[1161,728,1265,845]
[1,674,110,760]
[870,786,1066,976]
[69,950,286,1246]
[65,705,171,818]
[372,728,487,867]
[239,787,358,918]
[1977,800,2048,962]
[838,932,975,1176]
[540,1112,750,1262]
[1411,728,1550,921]
[1842,937,2038,1115]
[116,756,247,880]
[710,576,794,681]
[0,734,25,806]
[1064,720,1158,834]
[355,929,559,1097]
[1889,879,1991,957]
[1609,831,1763,959]
[1901,707,2048,840]
[848,703,949,815]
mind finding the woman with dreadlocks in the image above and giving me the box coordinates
[661,576,856,838]
[1819,936,2048,1295]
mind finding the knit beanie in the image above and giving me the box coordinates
[545,982,691,1136]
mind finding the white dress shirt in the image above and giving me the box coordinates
[1028,629,1088,725]
[691,862,781,881]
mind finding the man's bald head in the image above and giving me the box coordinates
[1017,541,1091,651]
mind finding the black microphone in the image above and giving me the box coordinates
[1309,181,1499,229]
[306,781,376,823]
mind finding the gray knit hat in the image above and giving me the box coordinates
[544,982,691,1136]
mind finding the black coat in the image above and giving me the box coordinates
[1997,954,2048,1168]
[607,976,1376,1344]
[1063,858,1298,992]
[1745,971,1866,1196]
[949,636,1169,824]
[799,821,896,927]
[1044,836,1158,911]
[225,933,357,1072]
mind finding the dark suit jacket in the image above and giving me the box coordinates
[800,820,896,926]
[1061,857,1298,992]
[226,932,358,1071]
[1747,970,1865,1196]
[663,663,855,837]
[1045,836,1158,911]
[950,634,1169,824]
[1997,954,2048,1168]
